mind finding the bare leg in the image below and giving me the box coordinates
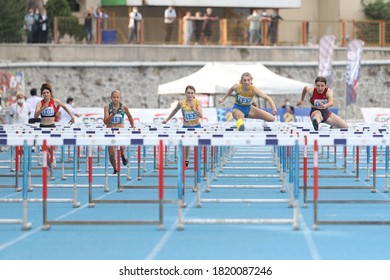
[185,146,190,168]
[109,146,117,173]
[247,107,275,122]
[325,114,349,129]
[120,146,128,165]
[310,111,323,131]
[232,109,245,130]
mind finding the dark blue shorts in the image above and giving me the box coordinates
[232,104,251,118]
[183,124,202,129]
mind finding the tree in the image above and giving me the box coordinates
[46,0,84,42]
[361,0,390,20]
[0,0,25,43]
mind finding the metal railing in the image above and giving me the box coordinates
[23,17,390,47]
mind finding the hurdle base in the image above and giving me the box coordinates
[22,222,32,231]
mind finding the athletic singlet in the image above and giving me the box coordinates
[181,98,200,127]
[310,87,329,107]
[40,99,59,118]
[235,84,254,106]
[109,102,125,124]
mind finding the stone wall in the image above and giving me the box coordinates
[6,62,388,121]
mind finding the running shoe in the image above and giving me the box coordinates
[236,119,245,131]
[185,160,189,170]
[121,155,128,166]
[113,169,118,174]
[312,119,319,131]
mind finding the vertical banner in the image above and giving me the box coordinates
[318,35,335,87]
[345,39,364,106]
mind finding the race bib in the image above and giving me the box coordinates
[184,111,197,121]
[314,99,327,106]
[41,107,55,117]
[237,95,251,105]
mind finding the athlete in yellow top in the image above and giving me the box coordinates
[163,85,203,167]
[218,72,277,131]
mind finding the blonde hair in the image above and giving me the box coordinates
[240,72,253,84]
[111,90,121,97]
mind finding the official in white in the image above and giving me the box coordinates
[9,93,33,125]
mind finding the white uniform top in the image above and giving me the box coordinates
[9,102,33,124]
[26,95,42,118]
[58,104,77,124]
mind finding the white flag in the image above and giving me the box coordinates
[346,39,364,106]
[318,35,335,87]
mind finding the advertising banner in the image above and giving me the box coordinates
[318,35,335,87]
[345,39,364,106]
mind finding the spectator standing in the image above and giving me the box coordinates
[32,8,41,43]
[128,7,142,44]
[58,97,81,124]
[268,9,283,45]
[164,6,177,43]
[9,93,33,125]
[182,11,193,45]
[193,11,204,45]
[203,8,218,45]
[26,88,42,119]
[39,8,49,43]
[247,9,261,45]
[94,7,108,30]
[84,8,93,43]
[24,8,35,43]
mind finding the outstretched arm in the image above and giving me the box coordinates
[162,102,181,124]
[218,84,237,104]
[254,87,277,115]
[296,86,312,107]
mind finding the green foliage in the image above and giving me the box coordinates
[57,16,85,42]
[361,0,390,20]
[0,0,25,43]
[46,0,72,17]
[46,0,84,42]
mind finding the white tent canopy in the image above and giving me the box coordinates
[158,62,310,96]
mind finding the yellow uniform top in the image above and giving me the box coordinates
[181,98,201,127]
[235,84,254,106]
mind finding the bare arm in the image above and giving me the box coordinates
[319,89,334,109]
[190,99,203,118]
[123,104,135,127]
[103,104,116,125]
[34,101,45,118]
[218,84,238,104]
[254,87,277,115]
[162,102,181,124]
[296,86,313,107]
[57,99,75,124]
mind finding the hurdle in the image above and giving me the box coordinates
[177,138,300,231]
[0,141,32,230]
[42,139,166,229]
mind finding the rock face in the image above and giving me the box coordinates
[11,63,383,120]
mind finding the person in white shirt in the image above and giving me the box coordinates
[9,93,33,125]
[58,97,81,124]
[26,88,42,119]
[164,6,177,43]
[128,6,142,44]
